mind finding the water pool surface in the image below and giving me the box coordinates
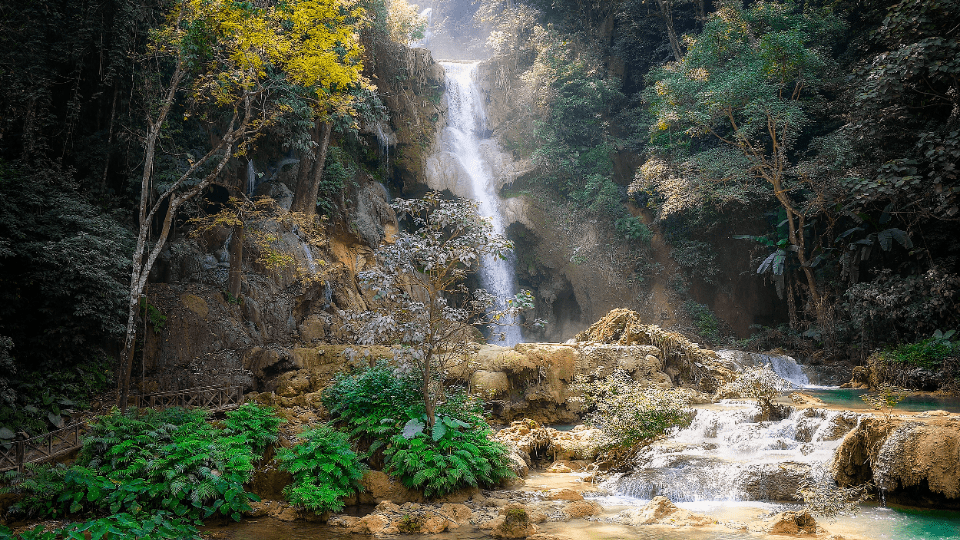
[803,388,960,413]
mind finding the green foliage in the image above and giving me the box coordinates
[684,301,721,344]
[671,239,719,285]
[570,369,693,449]
[860,383,908,419]
[276,424,365,514]
[0,511,200,540]
[4,404,280,531]
[530,42,625,216]
[615,216,652,245]
[881,332,958,370]
[224,402,284,458]
[139,298,167,333]
[321,361,423,451]
[0,161,130,434]
[384,422,512,498]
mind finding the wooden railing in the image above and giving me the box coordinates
[0,421,84,473]
[1,385,244,473]
[132,384,244,412]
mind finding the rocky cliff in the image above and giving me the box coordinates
[833,413,960,509]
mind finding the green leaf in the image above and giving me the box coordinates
[402,418,425,440]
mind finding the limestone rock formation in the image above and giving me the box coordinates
[833,415,960,507]
[617,496,714,527]
[762,510,818,535]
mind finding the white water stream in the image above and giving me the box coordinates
[606,402,859,503]
[716,349,813,387]
[439,61,523,346]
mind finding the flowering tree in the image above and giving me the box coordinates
[570,368,693,450]
[341,192,535,429]
[119,0,367,410]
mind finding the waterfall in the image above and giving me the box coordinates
[374,122,391,171]
[246,159,256,196]
[608,404,860,503]
[292,224,316,274]
[716,349,811,387]
[440,61,523,346]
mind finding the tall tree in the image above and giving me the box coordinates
[119,0,367,409]
[645,1,842,328]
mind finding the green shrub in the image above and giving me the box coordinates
[224,402,284,457]
[684,300,721,343]
[0,511,200,539]
[384,419,512,498]
[4,404,280,532]
[615,216,652,245]
[276,424,365,514]
[321,361,422,451]
[883,331,957,369]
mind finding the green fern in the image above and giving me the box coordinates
[384,425,512,498]
[276,424,366,514]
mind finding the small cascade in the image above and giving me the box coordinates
[717,349,811,387]
[292,225,316,274]
[609,404,859,502]
[374,122,391,171]
[439,61,523,346]
[246,159,257,196]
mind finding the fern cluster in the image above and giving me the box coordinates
[0,510,200,539]
[276,425,365,514]
[321,361,422,451]
[224,402,284,457]
[384,425,512,498]
[321,363,511,499]
[3,404,282,537]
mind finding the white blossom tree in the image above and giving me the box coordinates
[341,192,536,428]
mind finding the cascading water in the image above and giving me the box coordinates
[716,349,812,387]
[607,403,860,502]
[439,61,523,346]
[246,159,257,196]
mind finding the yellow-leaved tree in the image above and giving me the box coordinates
[119,0,369,409]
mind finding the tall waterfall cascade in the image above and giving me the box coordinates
[435,61,523,346]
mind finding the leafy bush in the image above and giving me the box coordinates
[224,402,284,457]
[384,421,512,498]
[0,511,199,540]
[684,301,721,344]
[321,361,423,451]
[570,369,693,449]
[276,424,365,514]
[4,404,280,532]
[882,331,958,369]
[615,216,652,245]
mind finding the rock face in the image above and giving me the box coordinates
[833,415,960,508]
[617,496,714,527]
[762,510,818,535]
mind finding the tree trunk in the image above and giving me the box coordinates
[291,121,333,216]
[119,86,244,411]
[657,0,683,62]
[228,222,244,299]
